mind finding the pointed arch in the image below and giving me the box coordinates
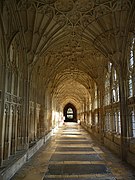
[63,103,77,122]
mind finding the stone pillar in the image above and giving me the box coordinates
[3,104,9,160]
[47,110,52,131]
[29,101,35,143]
[83,102,86,124]
[9,105,14,156]
[39,106,46,137]
[44,108,48,133]
[45,89,52,132]
[98,88,104,142]
[0,68,7,164]
[37,105,41,139]
[118,68,129,160]
[0,55,9,165]
[21,74,30,149]
[0,25,7,165]
[34,103,40,140]
[86,101,90,125]
[16,76,23,150]
[17,105,23,150]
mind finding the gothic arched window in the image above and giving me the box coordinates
[67,108,73,119]
[128,37,135,137]
[128,37,135,97]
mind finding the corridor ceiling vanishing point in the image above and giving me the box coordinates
[4,0,135,109]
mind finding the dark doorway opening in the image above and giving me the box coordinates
[64,103,77,122]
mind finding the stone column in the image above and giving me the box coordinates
[118,67,129,160]
[98,89,104,142]
[45,89,52,132]
[44,108,48,133]
[17,105,22,150]
[0,67,7,164]
[34,103,40,140]
[3,104,9,160]
[21,72,30,149]
[39,106,46,137]
[0,15,7,165]
[29,101,35,143]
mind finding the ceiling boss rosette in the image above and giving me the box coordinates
[55,0,94,13]
[55,0,74,13]
[75,0,94,12]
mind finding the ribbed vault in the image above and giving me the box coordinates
[3,0,135,113]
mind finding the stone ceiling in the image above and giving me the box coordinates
[3,0,135,109]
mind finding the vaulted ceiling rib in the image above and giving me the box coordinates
[4,0,135,108]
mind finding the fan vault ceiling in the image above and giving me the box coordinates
[3,0,135,109]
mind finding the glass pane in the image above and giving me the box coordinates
[67,114,73,119]
[67,108,73,113]
[133,129,135,137]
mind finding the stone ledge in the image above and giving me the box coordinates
[129,140,135,154]
[104,132,114,141]
[27,138,44,160]
[127,151,135,167]
[81,122,101,141]
[113,134,121,145]
[104,137,121,156]
[0,154,27,180]
[0,130,53,180]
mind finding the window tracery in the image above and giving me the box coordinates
[128,37,135,97]
[111,68,119,103]
[128,37,135,138]
[104,62,119,106]
[94,83,98,109]
[114,110,121,134]
[104,72,110,106]
[105,112,111,131]
[104,62,121,134]
[129,107,135,138]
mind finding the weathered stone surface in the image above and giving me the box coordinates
[55,147,94,152]
[46,164,110,175]
[50,154,102,161]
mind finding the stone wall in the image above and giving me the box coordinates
[0,130,53,180]
[81,122,135,168]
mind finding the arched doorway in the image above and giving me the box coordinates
[63,103,77,122]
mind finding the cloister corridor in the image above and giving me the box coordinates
[1,0,135,179]
[11,123,135,180]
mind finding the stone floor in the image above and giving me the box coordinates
[11,123,135,180]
